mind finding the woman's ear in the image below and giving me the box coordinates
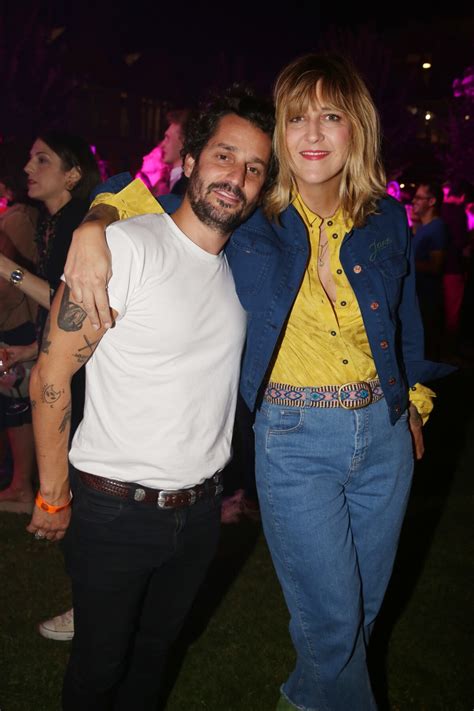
[66,166,82,190]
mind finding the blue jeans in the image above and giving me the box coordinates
[254,398,413,711]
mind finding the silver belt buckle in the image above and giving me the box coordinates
[157,488,197,508]
[157,490,174,508]
[337,381,372,410]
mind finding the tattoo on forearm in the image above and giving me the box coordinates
[58,401,72,433]
[58,285,87,332]
[41,315,51,354]
[31,399,36,409]
[41,383,63,406]
[73,335,101,364]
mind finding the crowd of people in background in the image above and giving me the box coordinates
[388,177,474,362]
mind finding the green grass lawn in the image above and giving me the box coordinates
[1,370,472,710]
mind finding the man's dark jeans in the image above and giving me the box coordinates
[62,466,221,710]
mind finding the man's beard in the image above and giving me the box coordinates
[188,171,250,233]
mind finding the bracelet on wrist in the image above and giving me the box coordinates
[35,491,72,515]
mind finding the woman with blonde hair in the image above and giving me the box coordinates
[247,53,433,710]
[61,57,453,709]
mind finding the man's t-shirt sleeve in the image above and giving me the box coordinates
[105,222,146,318]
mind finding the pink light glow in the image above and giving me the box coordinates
[387,181,401,201]
[135,141,170,196]
[453,68,474,98]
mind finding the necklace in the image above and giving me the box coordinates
[318,238,328,267]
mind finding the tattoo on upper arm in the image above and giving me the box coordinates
[73,335,101,365]
[58,401,72,433]
[41,383,63,406]
[41,315,51,354]
[58,285,87,332]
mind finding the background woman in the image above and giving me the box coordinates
[0,133,100,512]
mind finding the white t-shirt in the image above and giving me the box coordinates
[69,213,247,489]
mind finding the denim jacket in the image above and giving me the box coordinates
[94,177,454,424]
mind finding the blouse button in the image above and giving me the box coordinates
[332,233,338,239]
[342,359,349,365]
[330,330,337,336]
[340,300,347,307]
[327,220,333,226]
[336,269,343,275]
[353,264,362,274]
[370,301,379,310]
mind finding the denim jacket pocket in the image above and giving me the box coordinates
[374,253,408,310]
[377,253,408,278]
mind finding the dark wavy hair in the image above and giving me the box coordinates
[182,85,277,193]
[38,131,101,200]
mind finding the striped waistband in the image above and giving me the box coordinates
[264,379,383,410]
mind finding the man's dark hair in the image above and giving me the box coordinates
[182,85,277,192]
[418,179,443,211]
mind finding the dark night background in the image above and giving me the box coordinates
[1,1,473,182]
[0,5,473,710]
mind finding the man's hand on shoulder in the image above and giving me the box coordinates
[64,205,118,331]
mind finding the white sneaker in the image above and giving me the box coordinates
[38,607,74,641]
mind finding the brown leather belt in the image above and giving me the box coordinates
[78,470,223,509]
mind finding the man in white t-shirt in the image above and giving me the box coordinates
[26,88,274,709]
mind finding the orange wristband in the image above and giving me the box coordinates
[35,492,72,515]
